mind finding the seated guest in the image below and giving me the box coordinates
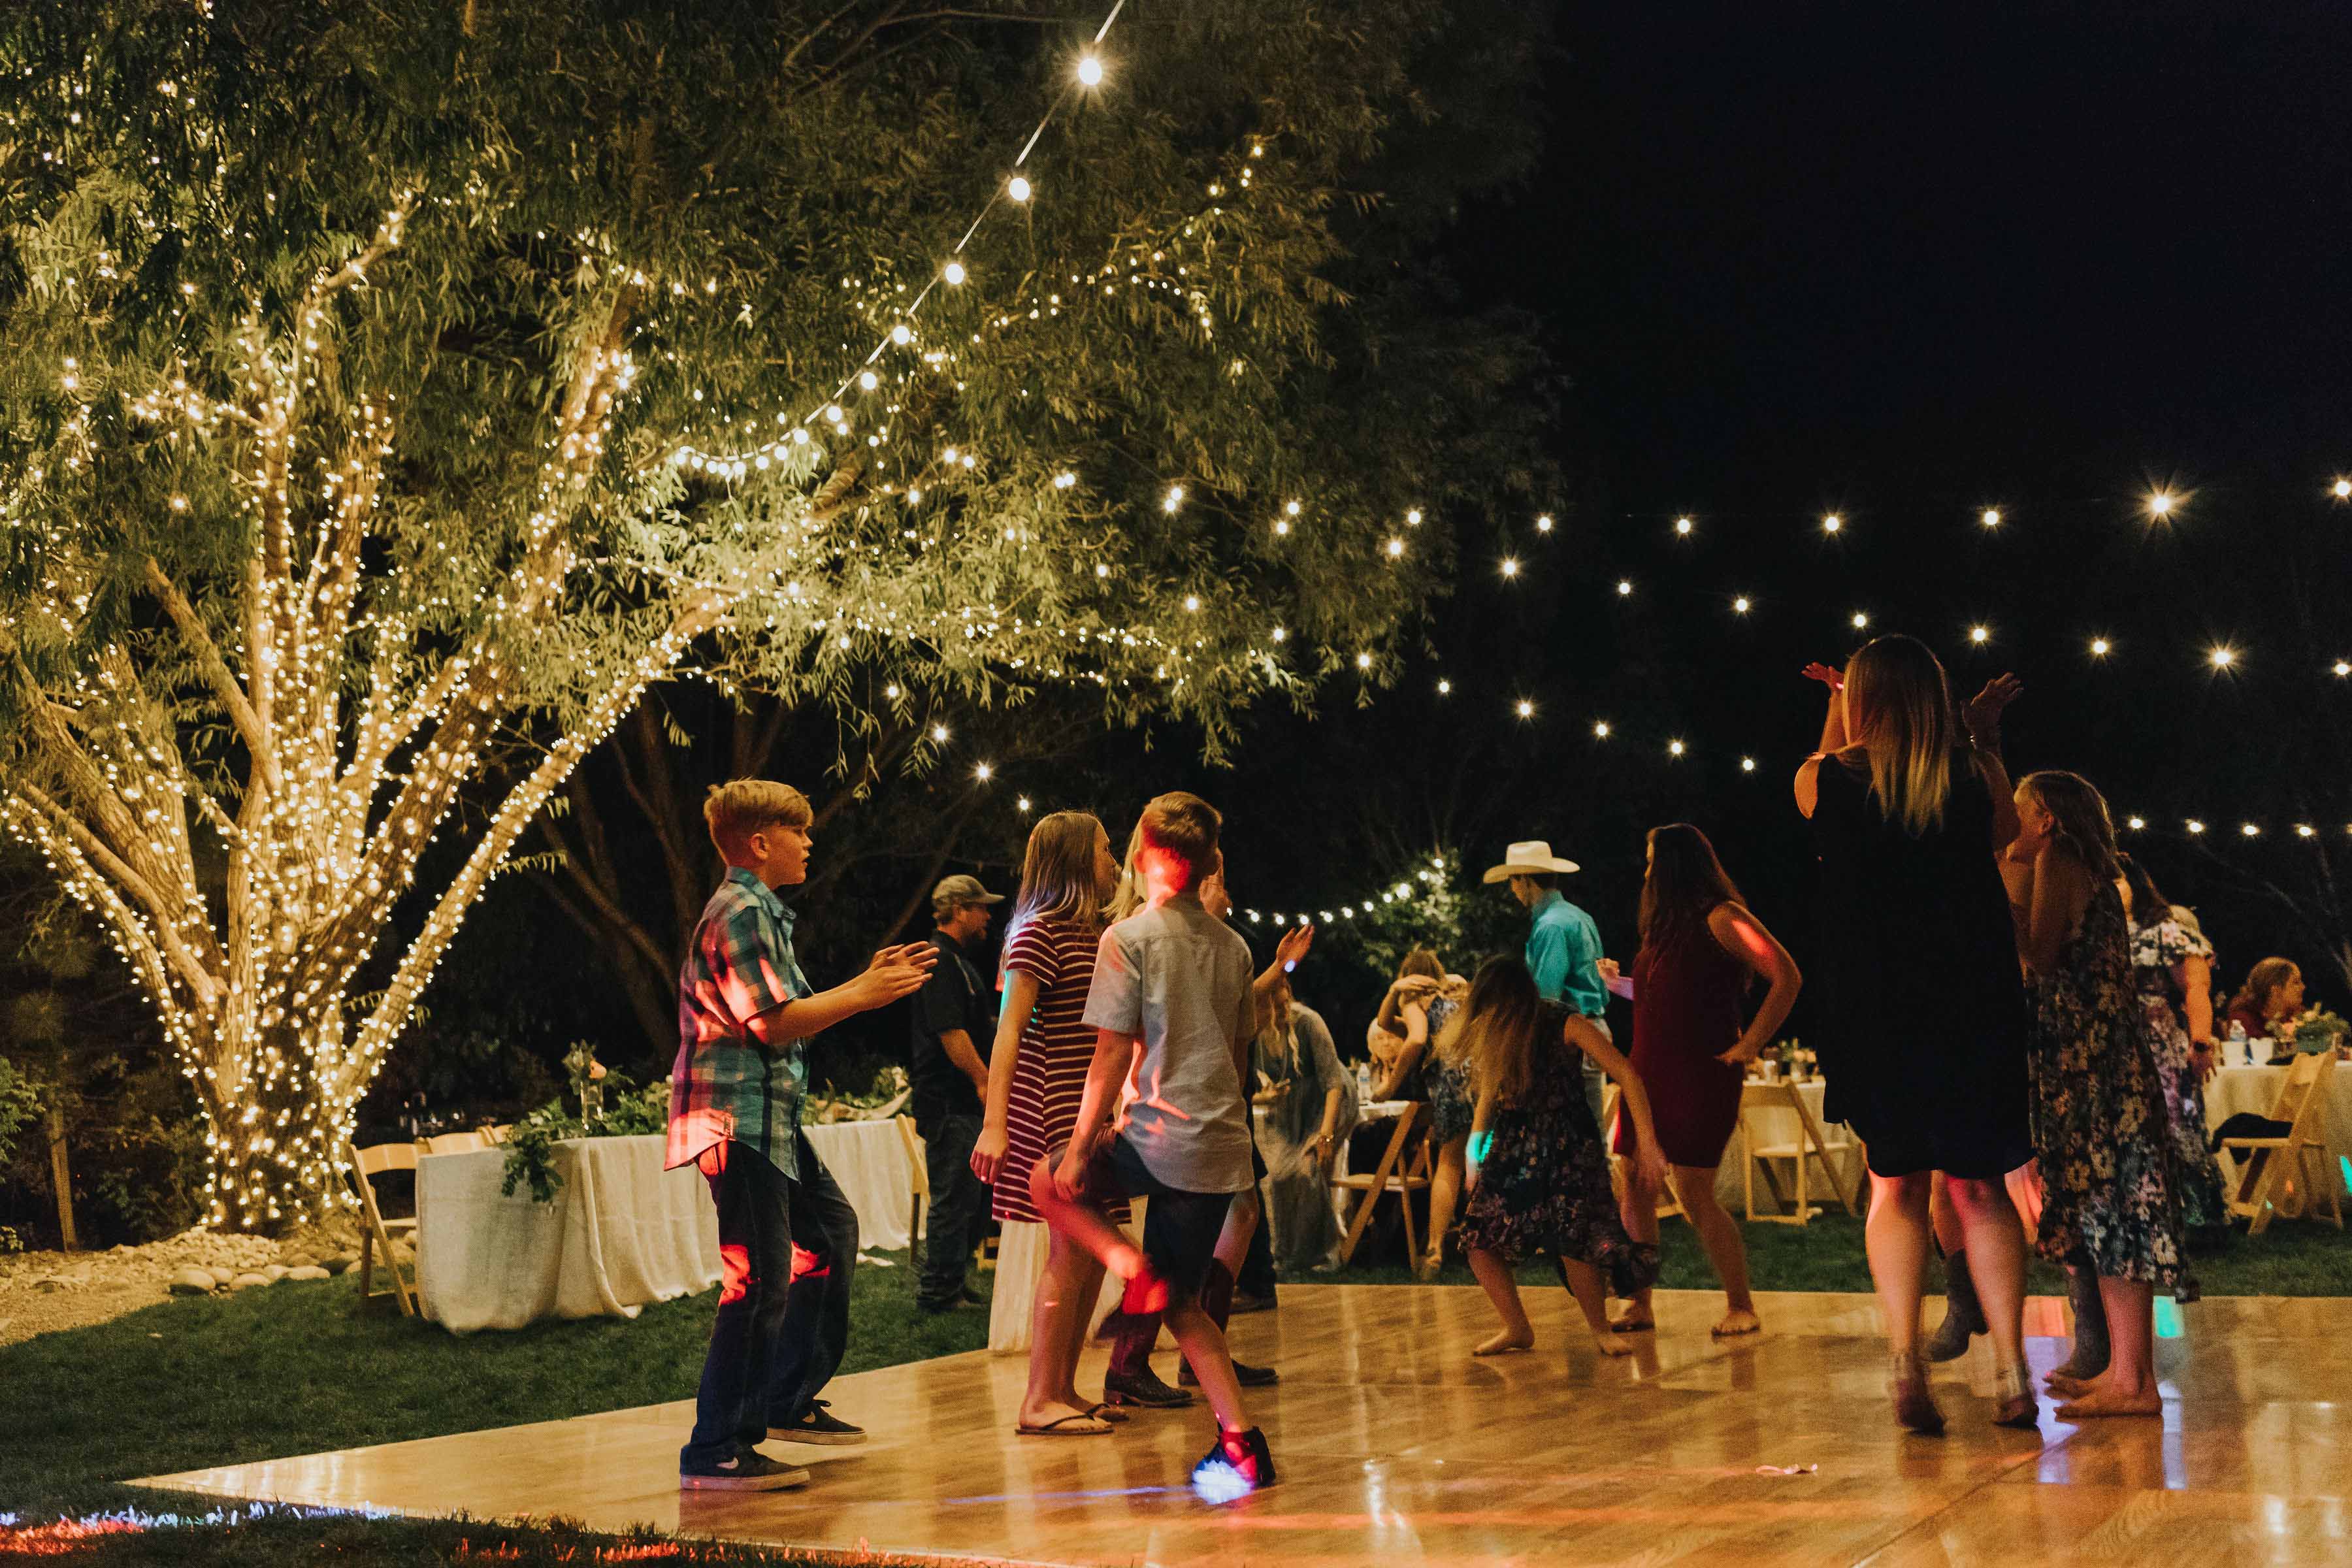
[1349,950,1443,1177]
[2223,957,2303,1053]
[1253,971,1358,1273]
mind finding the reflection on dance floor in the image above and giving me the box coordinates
[132,1285,2352,1566]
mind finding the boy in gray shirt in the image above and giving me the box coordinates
[1033,791,1275,1497]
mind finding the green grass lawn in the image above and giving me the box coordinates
[0,1247,985,1566]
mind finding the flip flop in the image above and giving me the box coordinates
[1085,1402,1132,1424]
[1017,1413,1114,1437]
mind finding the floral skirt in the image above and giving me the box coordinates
[1458,1083,1658,1298]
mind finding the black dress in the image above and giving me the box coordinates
[1809,753,2034,1180]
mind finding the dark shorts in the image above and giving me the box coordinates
[1053,1134,1235,1308]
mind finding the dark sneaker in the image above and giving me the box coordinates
[1191,1426,1277,1500]
[679,1450,810,1491]
[769,1400,866,1446]
[1101,1364,1194,1409]
[1179,1356,1280,1388]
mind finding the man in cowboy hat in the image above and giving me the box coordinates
[1484,840,1611,1122]
[910,872,1006,1314]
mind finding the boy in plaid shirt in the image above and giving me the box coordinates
[670,779,934,1492]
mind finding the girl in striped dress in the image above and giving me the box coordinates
[970,811,1126,1435]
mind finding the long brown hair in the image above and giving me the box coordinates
[1011,811,1109,932]
[1838,634,1962,835]
[2227,957,2300,1024]
[1450,955,1548,1109]
[2017,770,2121,881]
[1107,823,1147,921]
[1638,823,1746,954]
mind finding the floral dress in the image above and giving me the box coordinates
[1422,994,1476,1145]
[1457,1004,1659,1296]
[2028,881,2189,1292]
[2129,915,2228,1234]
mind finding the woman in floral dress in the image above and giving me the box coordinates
[1456,956,1665,1359]
[2012,771,2186,1420]
[2121,858,2227,1242]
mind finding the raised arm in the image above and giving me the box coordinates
[1707,905,1802,1064]
[970,968,1041,1185]
[749,941,936,1047]
[1794,662,1846,819]
[1965,674,2025,852]
[1373,1000,1429,1100]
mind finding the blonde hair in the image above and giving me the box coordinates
[1108,823,1147,921]
[1012,811,1109,932]
[1838,634,1961,836]
[703,779,811,860]
[2017,769,2121,881]
[1454,956,1546,1109]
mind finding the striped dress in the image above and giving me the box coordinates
[992,915,1129,1224]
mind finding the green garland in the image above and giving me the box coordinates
[498,1073,671,1202]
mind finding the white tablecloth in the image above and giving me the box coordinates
[2206,1060,2352,1198]
[416,1134,717,1334]
[415,1120,917,1333]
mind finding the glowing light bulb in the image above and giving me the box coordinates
[1733,595,1752,614]
[1616,579,1633,596]
[1969,625,1989,644]
[1096,563,1109,577]
[942,261,967,286]
[1981,508,2001,527]
[2091,637,2112,657]
[1536,514,1554,532]
[1407,508,1423,525]
[1515,699,1535,719]
[884,683,902,700]
[932,724,950,743]
[1740,757,1756,772]
[2334,661,2350,678]
[1852,611,1869,629]
[1386,537,1405,558]
[973,762,993,782]
[1076,54,1103,86]
[2296,823,2316,837]
[890,324,913,345]
[1017,796,1032,813]
[2148,491,2175,517]
[1437,679,1452,695]
[1355,652,1373,670]
[1164,485,1184,512]
[2241,823,2260,837]
[1674,515,1693,536]
[1007,175,1032,203]
[1500,557,1520,578]
[857,370,879,391]
[1286,499,1302,515]
[1593,721,1610,738]
[2186,819,2206,834]
[1669,740,1686,757]
[2126,816,2146,831]
[1183,595,1201,612]
[1822,513,1843,533]
[2208,645,2236,669]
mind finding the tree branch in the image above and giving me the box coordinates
[145,557,284,798]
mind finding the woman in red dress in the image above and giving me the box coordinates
[1605,823,1803,1338]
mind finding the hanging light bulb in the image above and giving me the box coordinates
[1822,513,1844,534]
[1007,175,1032,203]
[942,261,967,286]
[1076,54,1104,86]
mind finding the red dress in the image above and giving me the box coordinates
[1611,920,1749,1168]
[992,915,1129,1224]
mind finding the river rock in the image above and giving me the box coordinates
[169,1266,217,1295]
[279,1251,319,1270]
[205,1266,236,1285]
[286,1265,331,1282]
[262,1263,289,1282]
[227,1272,270,1292]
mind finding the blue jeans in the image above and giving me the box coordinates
[917,1109,989,1308]
[679,1134,860,1470]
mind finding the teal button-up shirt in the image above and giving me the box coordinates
[666,868,812,1179]
[1525,889,1607,1020]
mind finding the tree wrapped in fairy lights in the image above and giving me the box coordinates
[0,1,1551,1229]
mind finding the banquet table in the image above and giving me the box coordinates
[414,1119,914,1333]
[2205,1059,2352,1201]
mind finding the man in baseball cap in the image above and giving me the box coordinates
[910,873,1005,1313]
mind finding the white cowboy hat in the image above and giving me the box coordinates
[1481,840,1580,883]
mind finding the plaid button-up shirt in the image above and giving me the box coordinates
[666,868,812,1180]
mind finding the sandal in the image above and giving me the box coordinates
[1017,1411,1114,1437]
[1085,1401,1131,1425]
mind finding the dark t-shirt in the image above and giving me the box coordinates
[910,934,994,1124]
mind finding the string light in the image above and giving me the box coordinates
[2330,478,2351,500]
[2147,491,2177,518]
[932,723,951,743]
[2334,661,2350,678]
[1733,595,1751,614]
[2297,824,2316,837]
[1515,699,1535,719]
[1017,796,1032,813]
[1593,721,1610,738]
[1535,514,1554,533]
[1821,513,1843,534]
[1740,757,1756,772]
[2127,817,2146,831]
[2240,823,2260,837]
[1076,54,1105,86]
[973,762,993,782]
[2090,637,2112,657]
[1436,679,1452,695]
[1674,515,1693,536]
[2208,645,2237,669]
[1969,625,1989,644]
[1007,176,1032,203]
[2187,819,2207,834]
[1980,508,2002,527]
[941,261,967,286]
[1851,611,1869,629]
[1500,557,1520,579]
[1616,579,1633,596]
[1668,739,1686,757]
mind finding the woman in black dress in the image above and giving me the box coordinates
[1796,635,2038,1433]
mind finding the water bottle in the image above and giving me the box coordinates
[1355,1057,1373,1107]
[2226,1019,2247,1068]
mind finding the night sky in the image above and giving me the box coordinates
[1182,1,2352,1021]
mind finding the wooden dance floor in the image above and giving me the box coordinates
[133,1285,2352,1565]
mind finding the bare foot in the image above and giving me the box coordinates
[1591,1330,1635,1358]
[1473,1326,1535,1356]
[1608,1312,1655,1334]
[1711,1309,1763,1338]
[2055,1384,2161,1419]
[2042,1371,2096,1397]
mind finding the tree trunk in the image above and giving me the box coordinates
[46,1103,76,1252]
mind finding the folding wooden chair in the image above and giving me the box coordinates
[480,1124,514,1146]
[2223,1052,2344,1235]
[1600,1082,1687,1221]
[1737,1081,1863,1224]
[1330,1102,1434,1265]
[425,1130,488,1155]
[895,1114,930,1258]
[348,1139,419,1316]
